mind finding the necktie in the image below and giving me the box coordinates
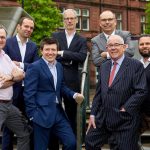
[109,61,117,87]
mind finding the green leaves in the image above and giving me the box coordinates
[18,0,63,44]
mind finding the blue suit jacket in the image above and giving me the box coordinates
[91,56,147,130]
[23,58,75,128]
[3,36,39,101]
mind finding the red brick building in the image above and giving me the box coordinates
[1,0,149,86]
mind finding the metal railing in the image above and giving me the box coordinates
[77,52,90,150]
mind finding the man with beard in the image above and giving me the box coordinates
[139,35,150,126]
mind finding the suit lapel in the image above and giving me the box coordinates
[98,33,107,51]
[14,36,22,61]
[40,59,55,89]
[61,31,68,49]
[111,57,129,87]
[68,33,78,50]
[102,60,111,88]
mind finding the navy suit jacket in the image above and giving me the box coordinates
[52,31,87,91]
[24,58,75,128]
[141,64,150,116]
[3,36,39,101]
[91,56,147,130]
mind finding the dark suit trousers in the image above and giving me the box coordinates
[85,122,139,150]
[33,105,76,150]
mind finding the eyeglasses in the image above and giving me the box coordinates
[64,17,76,21]
[106,43,124,49]
[101,18,115,22]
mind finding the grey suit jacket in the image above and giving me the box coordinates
[91,30,135,67]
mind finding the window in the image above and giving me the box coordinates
[115,13,122,30]
[141,15,146,34]
[75,8,89,31]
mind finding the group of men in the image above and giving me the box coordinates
[0,8,149,150]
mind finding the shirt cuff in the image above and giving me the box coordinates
[73,93,78,99]
[58,51,64,57]
[106,52,110,59]
[19,62,24,70]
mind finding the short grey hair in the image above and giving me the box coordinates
[107,35,124,44]
[63,9,77,18]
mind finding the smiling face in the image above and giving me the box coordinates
[17,18,34,39]
[106,35,126,61]
[63,9,78,31]
[139,36,150,58]
[41,44,58,63]
[99,11,117,35]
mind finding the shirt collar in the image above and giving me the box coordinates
[16,34,28,44]
[111,54,125,66]
[42,56,57,67]
[65,30,76,37]
[104,30,115,39]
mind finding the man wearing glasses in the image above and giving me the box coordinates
[52,9,87,149]
[91,10,135,67]
[85,35,147,150]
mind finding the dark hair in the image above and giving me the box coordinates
[18,17,34,25]
[0,24,7,35]
[40,37,59,51]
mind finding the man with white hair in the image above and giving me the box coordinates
[85,35,147,150]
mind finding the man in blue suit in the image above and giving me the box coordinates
[24,37,84,150]
[2,17,39,150]
[85,35,147,150]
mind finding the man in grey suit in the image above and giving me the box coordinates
[85,35,147,150]
[91,10,135,67]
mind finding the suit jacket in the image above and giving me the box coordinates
[52,31,87,91]
[4,36,39,100]
[91,30,135,67]
[141,63,150,116]
[23,58,75,128]
[91,56,147,130]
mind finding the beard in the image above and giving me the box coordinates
[139,50,150,58]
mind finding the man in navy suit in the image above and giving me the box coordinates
[2,17,39,150]
[23,37,84,150]
[85,35,147,150]
[52,8,87,135]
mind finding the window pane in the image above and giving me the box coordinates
[82,17,89,30]
[82,9,89,16]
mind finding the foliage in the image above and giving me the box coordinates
[18,0,63,44]
[145,3,150,34]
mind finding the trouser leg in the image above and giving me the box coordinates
[5,104,31,150]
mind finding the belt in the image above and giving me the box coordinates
[0,100,11,103]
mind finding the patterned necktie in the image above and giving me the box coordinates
[109,61,117,87]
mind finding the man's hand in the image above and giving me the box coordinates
[0,73,12,82]
[13,61,20,67]
[75,93,84,104]
[11,67,25,81]
[57,51,64,56]
[100,52,107,58]
[86,116,96,134]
